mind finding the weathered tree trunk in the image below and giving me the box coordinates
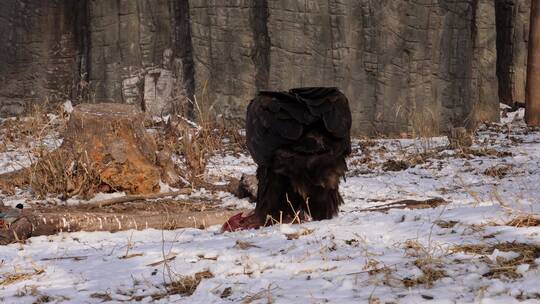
[526,0,540,126]
[0,209,243,245]
[62,103,161,194]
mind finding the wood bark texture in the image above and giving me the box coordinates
[526,0,540,126]
[62,103,161,194]
[0,209,243,245]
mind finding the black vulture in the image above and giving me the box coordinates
[222,87,352,232]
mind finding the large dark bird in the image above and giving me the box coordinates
[222,87,352,231]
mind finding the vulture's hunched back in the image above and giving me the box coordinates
[222,87,352,231]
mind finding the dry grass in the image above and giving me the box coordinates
[151,270,214,300]
[0,273,36,286]
[28,150,102,199]
[0,103,75,196]
[382,159,409,172]
[285,228,315,240]
[448,127,473,149]
[153,99,245,186]
[506,215,540,227]
[0,268,45,286]
[167,270,214,296]
[402,259,447,288]
[452,242,540,279]
[461,147,513,159]
[240,284,276,304]
[234,240,260,250]
[154,117,244,185]
[0,104,65,153]
[89,292,112,301]
[483,165,512,178]
[434,220,458,229]
[1,90,244,196]
[400,240,448,288]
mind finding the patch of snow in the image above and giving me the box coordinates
[88,192,126,203]
[487,249,520,262]
[63,100,74,114]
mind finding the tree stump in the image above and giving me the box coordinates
[61,103,160,194]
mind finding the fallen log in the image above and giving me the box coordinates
[0,195,449,245]
[1,208,245,245]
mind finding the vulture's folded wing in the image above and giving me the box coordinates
[246,88,352,166]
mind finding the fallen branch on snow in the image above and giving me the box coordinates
[0,208,244,245]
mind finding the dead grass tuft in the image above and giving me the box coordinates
[460,148,513,159]
[448,127,473,149]
[152,270,214,300]
[506,215,540,228]
[153,114,245,186]
[32,295,52,304]
[0,273,35,286]
[240,284,276,304]
[358,139,377,150]
[402,259,447,288]
[434,220,458,229]
[0,268,45,286]
[382,159,410,172]
[452,242,540,279]
[168,270,214,296]
[401,240,447,288]
[483,165,512,178]
[28,150,101,199]
[234,240,260,250]
[285,228,315,240]
[0,103,67,153]
[90,292,112,301]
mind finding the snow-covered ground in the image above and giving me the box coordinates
[1,109,540,303]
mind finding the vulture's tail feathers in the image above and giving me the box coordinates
[304,187,343,221]
[255,166,289,223]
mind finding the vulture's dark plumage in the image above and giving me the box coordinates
[222,87,352,231]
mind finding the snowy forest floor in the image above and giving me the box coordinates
[1,107,540,304]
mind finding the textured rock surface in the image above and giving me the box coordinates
[87,0,188,113]
[0,0,531,135]
[496,0,530,107]
[190,0,501,134]
[0,0,85,116]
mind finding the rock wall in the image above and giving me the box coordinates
[0,0,85,115]
[191,0,500,134]
[87,0,190,115]
[495,0,530,107]
[0,0,531,135]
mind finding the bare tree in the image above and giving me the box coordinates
[526,0,540,125]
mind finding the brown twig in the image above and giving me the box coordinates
[359,198,448,213]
